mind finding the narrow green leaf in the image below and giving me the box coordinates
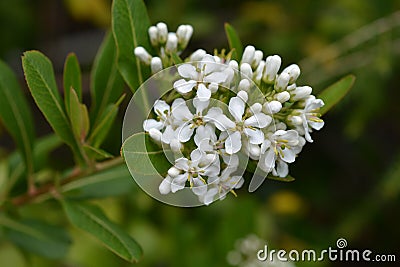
[1,216,71,259]
[224,23,243,61]
[62,165,133,199]
[318,75,356,115]
[112,0,152,92]
[22,51,85,165]
[90,32,125,124]
[89,94,125,148]
[69,88,90,142]
[0,60,35,174]
[63,53,82,115]
[62,201,142,263]
[83,145,113,160]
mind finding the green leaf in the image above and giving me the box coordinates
[122,132,171,176]
[69,88,90,142]
[62,165,134,199]
[62,201,142,263]
[63,53,82,115]
[224,23,243,61]
[0,60,35,174]
[1,216,71,259]
[112,0,152,92]
[83,145,113,160]
[318,74,356,115]
[89,94,125,148]
[90,32,125,124]
[22,51,85,166]
[267,175,295,182]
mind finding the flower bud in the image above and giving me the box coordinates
[159,176,172,195]
[288,115,303,126]
[275,91,290,103]
[252,50,263,69]
[190,49,207,61]
[238,79,251,91]
[168,166,181,177]
[275,72,290,92]
[254,60,265,84]
[176,25,193,49]
[148,26,159,46]
[237,90,248,102]
[282,64,300,84]
[240,63,253,79]
[156,22,168,44]
[209,82,219,93]
[250,103,262,114]
[263,55,281,83]
[149,128,162,143]
[134,46,152,65]
[241,45,255,64]
[264,101,282,114]
[165,33,178,53]
[228,60,239,70]
[151,57,163,74]
[290,86,312,101]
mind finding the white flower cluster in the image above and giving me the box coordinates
[140,23,325,205]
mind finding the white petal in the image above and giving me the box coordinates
[276,160,289,177]
[177,64,197,79]
[203,188,218,205]
[191,178,207,196]
[171,174,187,193]
[173,79,196,94]
[263,148,276,171]
[190,149,204,163]
[229,96,245,122]
[159,176,172,194]
[170,139,183,152]
[225,131,242,154]
[244,128,264,144]
[177,124,194,142]
[153,100,170,114]
[193,97,209,113]
[172,99,193,121]
[244,113,272,128]
[197,83,211,101]
[280,147,296,163]
[203,72,227,83]
[204,163,220,177]
[309,120,324,131]
[143,119,163,131]
[213,114,236,131]
[161,125,175,144]
[175,158,189,171]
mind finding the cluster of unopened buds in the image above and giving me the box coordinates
[136,23,325,205]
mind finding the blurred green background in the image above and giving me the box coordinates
[0,0,400,266]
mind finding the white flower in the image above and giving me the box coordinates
[281,64,300,84]
[143,100,172,132]
[151,57,163,74]
[165,33,178,54]
[171,97,219,143]
[168,149,220,196]
[201,167,244,205]
[160,125,183,152]
[241,45,255,65]
[148,26,159,46]
[173,55,228,101]
[299,96,325,142]
[156,22,168,44]
[290,86,312,101]
[176,24,193,49]
[259,130,304,173]
[212,92,272,154]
